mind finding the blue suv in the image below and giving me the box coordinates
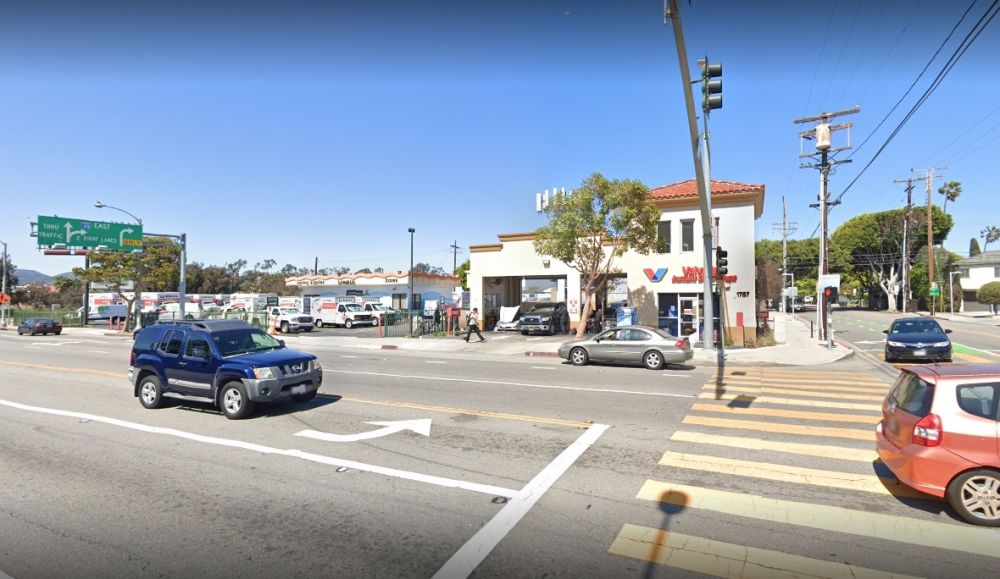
[129,320,323,419]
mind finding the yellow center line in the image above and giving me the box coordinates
[696,392,883,412]
[636,480,1000,559]
[658,450,935,500]
[609,524,922,579]
[690,402,880,424]
[0,360,121,379]
[702,385,885,401]
[682,415,874,441]
[670,431,876,462]
[336,397,594,429]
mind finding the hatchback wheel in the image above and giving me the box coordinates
[139,375,165,409]
[947,469,1000,526]
[220,381,255,420]
[643,350,664,370]
[569,347,589,366]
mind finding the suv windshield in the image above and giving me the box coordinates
[213,329,283,357]
[528,306,554,316]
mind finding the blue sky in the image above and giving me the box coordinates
[2,0,998,277]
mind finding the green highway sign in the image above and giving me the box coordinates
[37,215,143,252]
[929,282,941,297]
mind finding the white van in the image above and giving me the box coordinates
[312,297,376,328]
[157,302,204,321]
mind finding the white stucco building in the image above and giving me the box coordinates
[956,251,1000,313]
[468,179,764,340]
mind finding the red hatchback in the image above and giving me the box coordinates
[876,364,1000,526]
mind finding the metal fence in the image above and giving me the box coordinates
[3,308,87,327]
[381,310,461,338]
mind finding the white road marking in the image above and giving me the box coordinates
[341,355,358,358]
[530,366,555,370]
[295,419,432,442]
[328,369,696,399]
[0,398,518,498]
[89,350,110,354]
[433,423,610,579]
[426,360,448,364]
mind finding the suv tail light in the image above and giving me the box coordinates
[912,413,942,447]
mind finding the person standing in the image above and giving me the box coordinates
[466,307,485,343]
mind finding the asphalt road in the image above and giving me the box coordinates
[2,329,998,578]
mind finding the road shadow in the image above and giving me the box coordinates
[641,489,689,579]
[169,393,342,419]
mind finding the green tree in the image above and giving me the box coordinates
[455,259,470,290]
[976,281,1000,314]
[970,237,981,257]
[72,236,181,331]
[938,181,961,214]
[412,262,447,275]
[533,172,660,338]
[832,205,952,312]
[982,226,1000,252]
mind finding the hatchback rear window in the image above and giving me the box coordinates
[888,372,934,417]
[957,383,999,421]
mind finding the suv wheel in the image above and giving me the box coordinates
[280,321,290,333]
[643,350,664,370]
[292,390,318,404]
[139,375,165,409]
[345,319,353,329]
[947,469,1000,526]
[220,381,255,420]
[315,320,323,328]
[569,347,589,366]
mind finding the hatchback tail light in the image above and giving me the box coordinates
[912,413,942,447]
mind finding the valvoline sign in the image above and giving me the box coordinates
[644,268,667,282]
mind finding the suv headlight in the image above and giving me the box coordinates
[886,341,906,347]
[253,367,277,380]
[932,341,950,348]
[540,316,551,322]
[312,360,322,371]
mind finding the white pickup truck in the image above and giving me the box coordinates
[268,307,314,333]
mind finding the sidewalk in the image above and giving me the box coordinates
[43,316,852,366]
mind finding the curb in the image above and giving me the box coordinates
[380,345,398,350]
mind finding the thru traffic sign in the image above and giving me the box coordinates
[36,215,143,252]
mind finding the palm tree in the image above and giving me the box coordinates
[938,181,961,213]
[983,226,1000,252]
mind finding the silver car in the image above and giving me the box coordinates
[557,325,693,370]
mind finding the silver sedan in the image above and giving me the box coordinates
[557,325,694,370]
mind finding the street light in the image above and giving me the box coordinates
[95,201,143,226]
[408,227,415,337]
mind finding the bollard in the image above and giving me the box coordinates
[810,320,814,339]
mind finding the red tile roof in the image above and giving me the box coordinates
[648,179,764,200]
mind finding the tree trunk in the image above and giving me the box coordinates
[576,288,593,339]
[878,280,898,313]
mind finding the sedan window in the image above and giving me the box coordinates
[627,329,651,341]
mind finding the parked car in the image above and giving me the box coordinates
[876,364,1000,526]
[883,317,952,363]
[521,302,570,335]
[792,299,807,312]
[17,318,63,336]
[557,325,693,370]
[494,305,523,332]
[129,319,323,419]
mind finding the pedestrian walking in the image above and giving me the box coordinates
[466,307,485,343]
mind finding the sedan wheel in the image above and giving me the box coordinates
[643,350,664,370]
[569,347,589,366]
[947,469,1000,526]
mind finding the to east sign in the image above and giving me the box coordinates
[37,215,143,251]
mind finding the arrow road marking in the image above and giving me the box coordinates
[295,419,432,443]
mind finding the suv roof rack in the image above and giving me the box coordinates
[154,319,251,332]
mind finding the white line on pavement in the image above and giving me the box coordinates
[426,360,448,364]
[0,398,519,498]
[433,423,610,579]
[341,355,358,358]
[328,370,696,399]
[530,366,555,370]
[89,350,110,354]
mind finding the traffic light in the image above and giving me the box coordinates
[699,59,722,112]
[716,246,729,277]
[824,285,839,303]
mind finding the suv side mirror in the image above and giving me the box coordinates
[278,340,286,347]
[882,329,889,334]
[945,329,952,334]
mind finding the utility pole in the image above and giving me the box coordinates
[894,177,918,313]
[795,107,859,342]
[772,196,797,314]
[314,256,318,276]
[450,240,460,275]
[913,167,945,315]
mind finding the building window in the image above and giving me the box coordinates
[960,269,970,278]
[657,221,671,253]
[392,293,407,309]
[681,219,695,252]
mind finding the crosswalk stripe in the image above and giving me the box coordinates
[707,380,888,394]
[635,480,1000,559]
[670,431,876,462]
[954,352,991,364]
[608,523,921,579]
[711,375,888,388]
[718,369,880,379]
[657,451,934,500]
[682,415,874,441]
[702,385,885,401]
[697,392,883,412]
[690,402,880,424]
